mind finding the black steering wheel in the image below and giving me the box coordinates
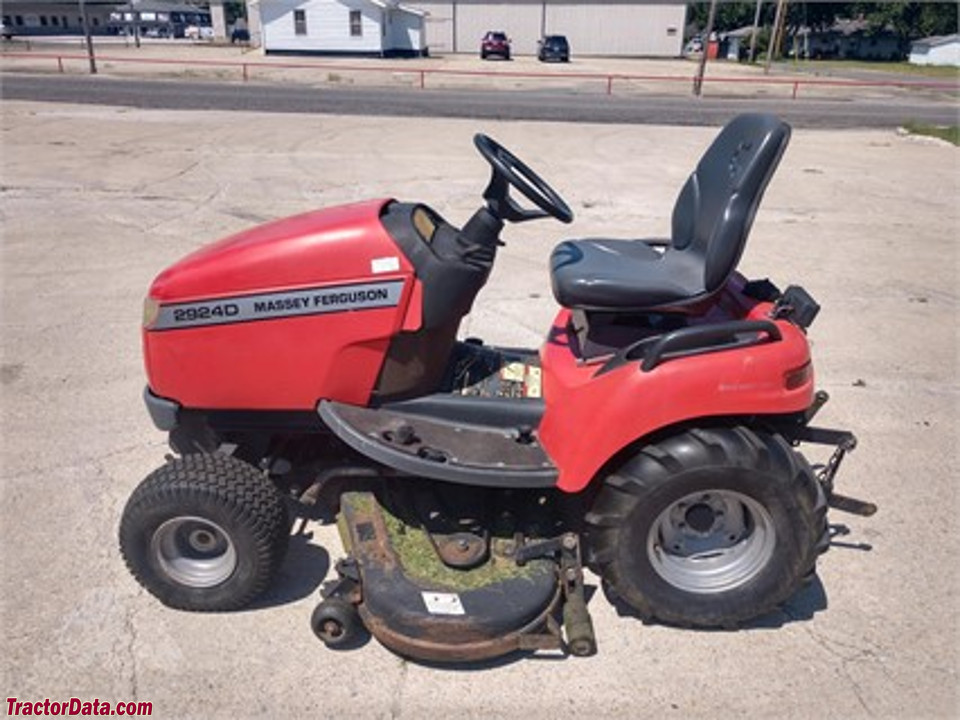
[473,134,574,225]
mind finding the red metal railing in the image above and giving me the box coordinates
[2,51,957,99]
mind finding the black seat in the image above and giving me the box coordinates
[550,114,791,314]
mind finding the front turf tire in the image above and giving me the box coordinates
[119,454,289,611]
[585,426,827,628]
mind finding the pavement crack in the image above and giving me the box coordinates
[132,158,203,195]
[124,606,140,701]
[389,659,408,719]
[840,658,872,714]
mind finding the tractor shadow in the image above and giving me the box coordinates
[247,525,331,610]
[603,576,829,631]
[605,522,873,631]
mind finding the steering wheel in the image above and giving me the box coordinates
[473,134,574,225]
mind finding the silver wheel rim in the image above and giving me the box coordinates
[647,489,776,594]
[151,516,237,588]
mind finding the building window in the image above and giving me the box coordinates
[667,27,677,36]
[349,9,362,37]
[40,15,48,26]
[62,16,69,26]
[294,9,306,35]
[15,15,23,25]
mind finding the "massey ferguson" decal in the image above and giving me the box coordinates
[152,280,404,330]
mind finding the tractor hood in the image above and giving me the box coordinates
[148,198,404,302]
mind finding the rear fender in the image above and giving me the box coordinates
[538,308,814,493]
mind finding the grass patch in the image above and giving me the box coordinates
[902,122,960,145]
[799,59,959,79]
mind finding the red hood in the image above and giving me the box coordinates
[149,198,395,302]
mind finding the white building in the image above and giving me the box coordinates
[258,0,686,58]
[261,0,427,56]
[909,34,960,67]
[412,0,686,57]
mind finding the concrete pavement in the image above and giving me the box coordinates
[1,100,957,718]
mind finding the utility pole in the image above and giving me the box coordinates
[692,0,717,97]
[764,0,786,74]
[78,0,97,74]
[451,1,457,53]
[748,0,763,63]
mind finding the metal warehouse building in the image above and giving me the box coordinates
[413,0,687,57]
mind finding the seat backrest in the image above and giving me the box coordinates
[669,114,791,294]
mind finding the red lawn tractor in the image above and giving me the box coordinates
[120,114,874,662]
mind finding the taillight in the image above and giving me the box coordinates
[784,362,812,390]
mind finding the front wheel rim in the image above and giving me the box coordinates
[646,489,776,594]
[151,516,237,588]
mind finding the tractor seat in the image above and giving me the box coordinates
[550,114,791,314]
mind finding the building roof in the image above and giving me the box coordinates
[911,34,960,50]
[114,1,208,11]
[368,0,427,17]
[723,26,756,40]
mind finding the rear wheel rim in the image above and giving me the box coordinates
[151,516,237,588]
[646,489,776,594]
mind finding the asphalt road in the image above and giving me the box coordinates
[2,72,957,128]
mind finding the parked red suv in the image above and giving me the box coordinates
[481,31,511,60]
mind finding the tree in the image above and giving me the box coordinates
[687,2,958,41]
[852,2,958,39]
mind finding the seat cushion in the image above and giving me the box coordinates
[550,238,701,311]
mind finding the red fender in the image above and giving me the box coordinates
[538,301,814,493]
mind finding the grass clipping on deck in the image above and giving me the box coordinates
[379,502,547,592]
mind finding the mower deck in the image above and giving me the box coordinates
[333,491,564,662]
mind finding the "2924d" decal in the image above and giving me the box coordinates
[152,280,404,331]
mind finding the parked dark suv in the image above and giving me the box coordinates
[538,35,570,62]
[481,31,511,60]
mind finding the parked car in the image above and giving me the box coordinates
[183,25,214,40]
[231,27,250,44]
[537,34,570,62]
[2,21,14,40]
[481,31,511,60]
[683,37,704,57]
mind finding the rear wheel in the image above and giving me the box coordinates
[119,453,289,611]
[585,426,827,627]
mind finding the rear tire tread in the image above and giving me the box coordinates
[585,425,826,628]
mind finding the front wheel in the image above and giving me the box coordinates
[585,426,827,627]
[119,454,289,611]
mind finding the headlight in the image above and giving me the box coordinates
[143,296,161,328]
